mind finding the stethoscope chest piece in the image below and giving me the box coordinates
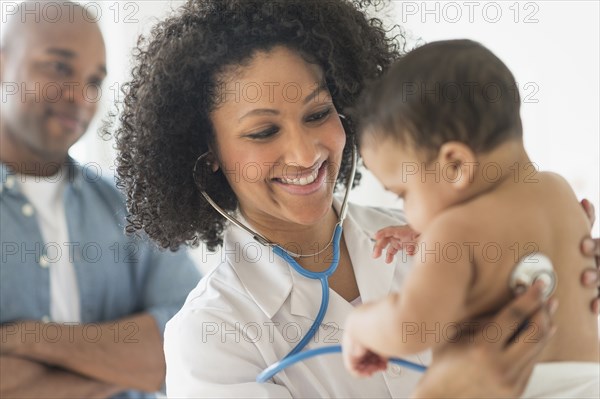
[509,253,557,299]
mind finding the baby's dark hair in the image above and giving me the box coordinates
[357,39,522,158]
[111,0,403,251]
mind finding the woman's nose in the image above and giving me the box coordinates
[282,127,320,169]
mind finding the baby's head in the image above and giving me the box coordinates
[357,39,523,231]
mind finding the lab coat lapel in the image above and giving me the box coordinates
[224,213,293,319]
[343,201,398,305]
[288,198,399,329]
[289,271,353,331]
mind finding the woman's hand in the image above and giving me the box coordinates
[412,281,557,399]
[372,225,419,263]
[580,199,600,313]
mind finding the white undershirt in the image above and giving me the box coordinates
[18,171,81,323]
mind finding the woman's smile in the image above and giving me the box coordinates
[271,160,328,195]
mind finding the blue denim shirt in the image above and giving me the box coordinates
[0,160,202,399]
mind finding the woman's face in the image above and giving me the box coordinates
[209,46,346,230]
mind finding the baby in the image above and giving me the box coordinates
[342,39,599,398]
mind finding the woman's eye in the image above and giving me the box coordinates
[306,107,332,122]
[247,126,279,140]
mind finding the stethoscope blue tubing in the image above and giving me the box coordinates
[272,224,342,359]
[257,345,427,383]
[258,223,427,383]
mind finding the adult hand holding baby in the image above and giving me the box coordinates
[580,199,600,314]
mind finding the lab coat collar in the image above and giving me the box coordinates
[226,197,401,327]
[289,197,398,329]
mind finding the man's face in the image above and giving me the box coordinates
[0,16,106,160]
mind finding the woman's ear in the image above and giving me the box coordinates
[437,141,477,190]
[209,155,220,173]
[205,147,220,173]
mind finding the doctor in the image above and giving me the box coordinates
[111,0,600,397]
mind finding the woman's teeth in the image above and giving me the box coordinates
[279,169,319,186]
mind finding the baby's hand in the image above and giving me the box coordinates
[372,225,419,263]
[342,330,388,378]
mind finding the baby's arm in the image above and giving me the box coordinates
[343,217,473,375]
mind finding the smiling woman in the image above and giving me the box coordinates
[111,0,397,252]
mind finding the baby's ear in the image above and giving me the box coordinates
[437,141,477,190]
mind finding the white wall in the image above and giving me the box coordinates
[69,0,185,172]
[50,1,598,272]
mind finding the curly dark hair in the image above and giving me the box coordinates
[112,0,404,251]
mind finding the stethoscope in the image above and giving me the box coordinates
[193,116,427,383]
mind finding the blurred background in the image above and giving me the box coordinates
[10,0,596,274]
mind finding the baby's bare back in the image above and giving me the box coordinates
[455,172,598,362]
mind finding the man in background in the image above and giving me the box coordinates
[0,1,201,397]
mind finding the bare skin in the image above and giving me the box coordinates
[0,356,123,399]
[344,137,599,378]
[1,314,166,393]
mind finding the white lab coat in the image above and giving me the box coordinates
[164,198,431,398]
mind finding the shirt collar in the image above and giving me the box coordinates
[1,157,84,195]
[225,197,403,327]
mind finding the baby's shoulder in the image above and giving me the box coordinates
[534,171,575,194]
[422,207,475,243]
[510,170,580,213]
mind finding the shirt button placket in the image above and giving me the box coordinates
[39,254,50,269]
[22,203,35,217]
[5,176,15,190]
